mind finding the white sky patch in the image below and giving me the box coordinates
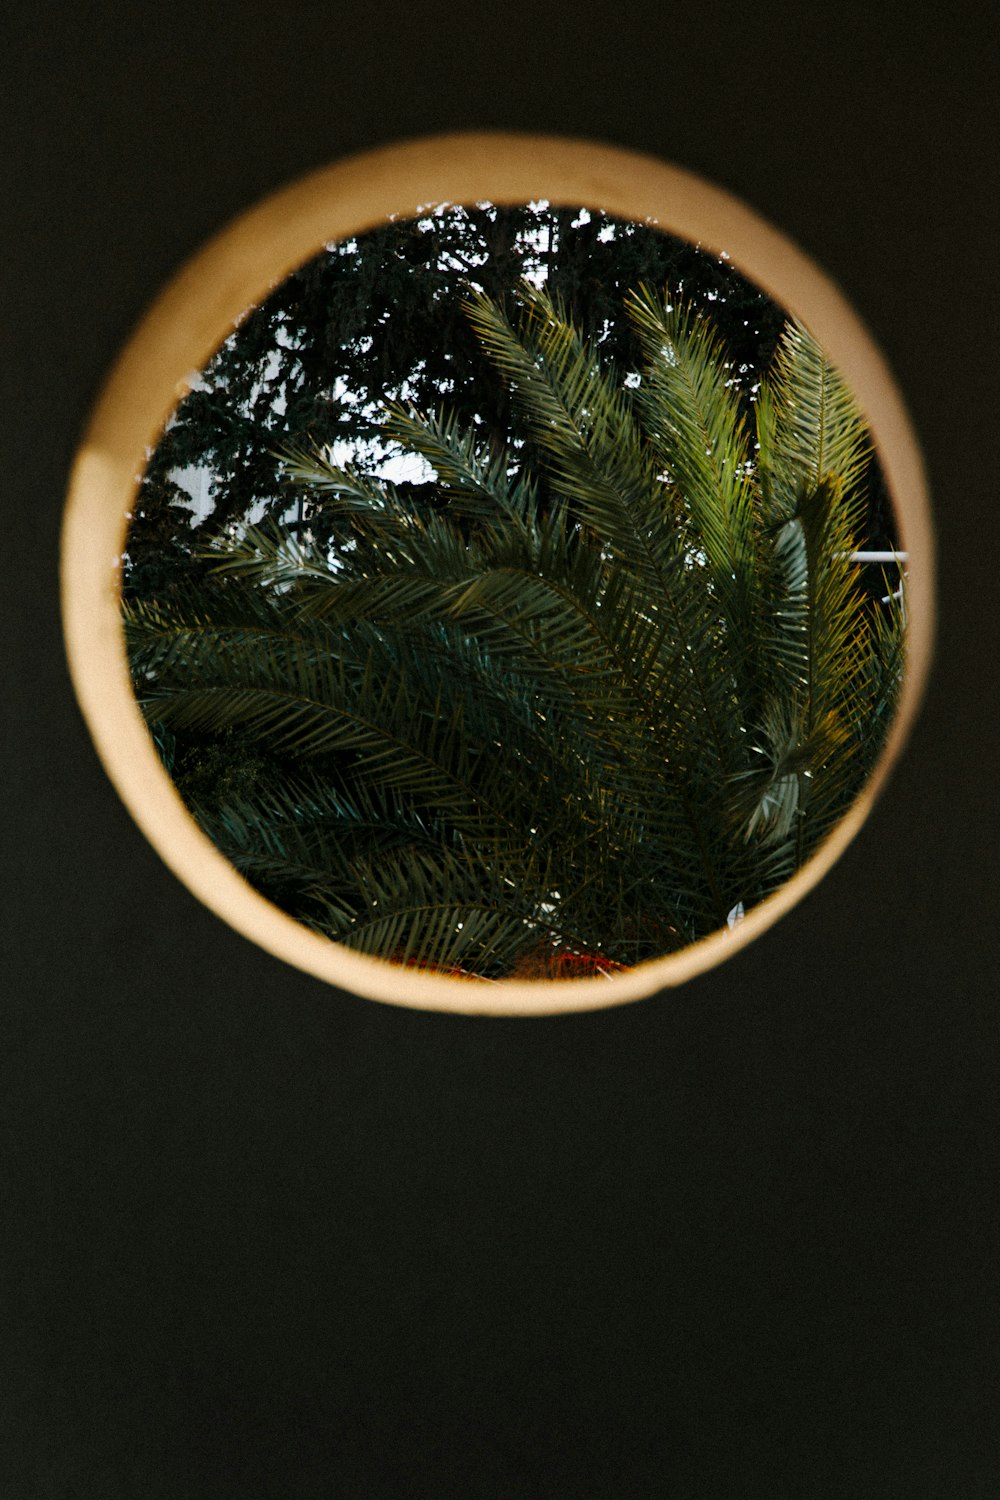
[179,368,211,396]
[317,434,436,486]
[376,448,435,484]
[520,261,547,289]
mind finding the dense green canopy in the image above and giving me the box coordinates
[124,282,905,979]
[124,202,817,604]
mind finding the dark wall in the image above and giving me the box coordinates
[3,4,998,1496]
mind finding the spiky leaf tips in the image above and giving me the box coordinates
[123,283,905,980]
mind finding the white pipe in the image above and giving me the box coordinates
[846,551,909,563]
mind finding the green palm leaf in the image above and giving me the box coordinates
[124,276,905,976]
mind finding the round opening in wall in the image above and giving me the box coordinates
[61,132,934,1015]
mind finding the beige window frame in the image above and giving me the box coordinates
[61,132,934,1016]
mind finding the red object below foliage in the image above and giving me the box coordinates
[546,950,628,978]
[392,946,628,980]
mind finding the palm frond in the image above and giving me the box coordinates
[756,318,871,516]
[380,402,539,524]
[124,278,905,976]
[626,284,756,583]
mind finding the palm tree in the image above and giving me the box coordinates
[123,282,904,978]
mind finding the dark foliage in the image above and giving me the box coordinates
[124,284,905,980]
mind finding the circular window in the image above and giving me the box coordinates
[61,133,934,1015]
